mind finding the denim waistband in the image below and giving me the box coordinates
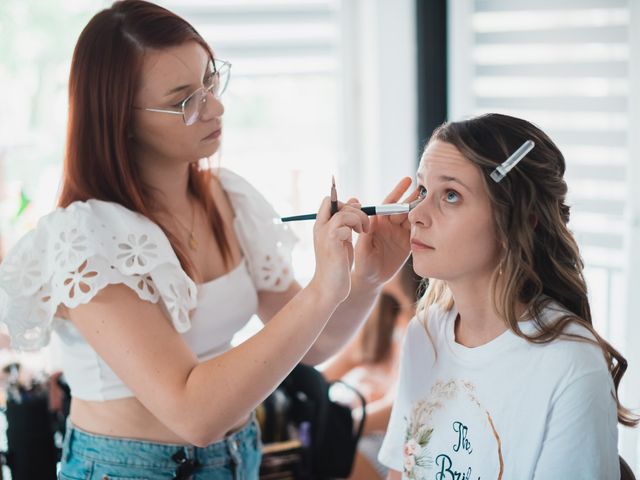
[63,414,259,470]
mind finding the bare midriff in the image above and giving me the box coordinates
[70,397,251,445]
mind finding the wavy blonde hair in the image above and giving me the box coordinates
[416,113,637,427]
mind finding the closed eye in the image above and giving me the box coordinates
[171,73,214,108]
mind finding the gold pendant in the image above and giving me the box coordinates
[188,233,198,250]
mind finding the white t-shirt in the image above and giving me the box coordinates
[378,302,619,479]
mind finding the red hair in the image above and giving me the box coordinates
[59,0,231,279]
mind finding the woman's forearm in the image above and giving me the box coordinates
[180,283,338,445]
[302,274,382,365]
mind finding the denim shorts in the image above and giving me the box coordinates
[58,415,262,480]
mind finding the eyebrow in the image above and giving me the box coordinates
[416,172,472,192]
[164,84,192,97]
[163,62,214,97]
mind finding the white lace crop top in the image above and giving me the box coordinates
[0,168,297,400]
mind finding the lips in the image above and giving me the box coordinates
[202,128,221,141]
[410,238,434,250]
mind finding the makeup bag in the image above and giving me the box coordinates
[259,363,367,479]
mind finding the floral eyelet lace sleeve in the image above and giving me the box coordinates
[0,200,197,350]
[216,168,297,292]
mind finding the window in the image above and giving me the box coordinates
[0,0,104,251]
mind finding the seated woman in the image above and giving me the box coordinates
[379,113,637,479]
[323,260,422,479]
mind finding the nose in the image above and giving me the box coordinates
[199,90,224,121]
[408,197,432,228]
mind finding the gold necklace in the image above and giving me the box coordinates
[173,199,198,251]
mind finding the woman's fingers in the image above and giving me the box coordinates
[400,185,420,204]
[390,187,420,229]
[329,212,364,235]
[330,205,370,234]
[315,196,332,224]
[382,177,413,204]
[334,226,353,242]
[316,197,365,223]
[315,198,369,240]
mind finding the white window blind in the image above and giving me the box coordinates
[449,0,639,469]
[162,0,339,76]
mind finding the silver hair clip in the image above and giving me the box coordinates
[490,140,535,183]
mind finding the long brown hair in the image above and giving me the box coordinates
[358,260,422,364]
[58,0,231,278]
[418,113,637,426]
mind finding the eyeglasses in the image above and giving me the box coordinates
[137,59,231,126]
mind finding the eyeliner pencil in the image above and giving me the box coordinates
[280,202,414,222]
[330,175,338,216]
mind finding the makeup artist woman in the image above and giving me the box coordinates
[0,2,414,479]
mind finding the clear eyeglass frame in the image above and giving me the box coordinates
[137,58,231,126]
